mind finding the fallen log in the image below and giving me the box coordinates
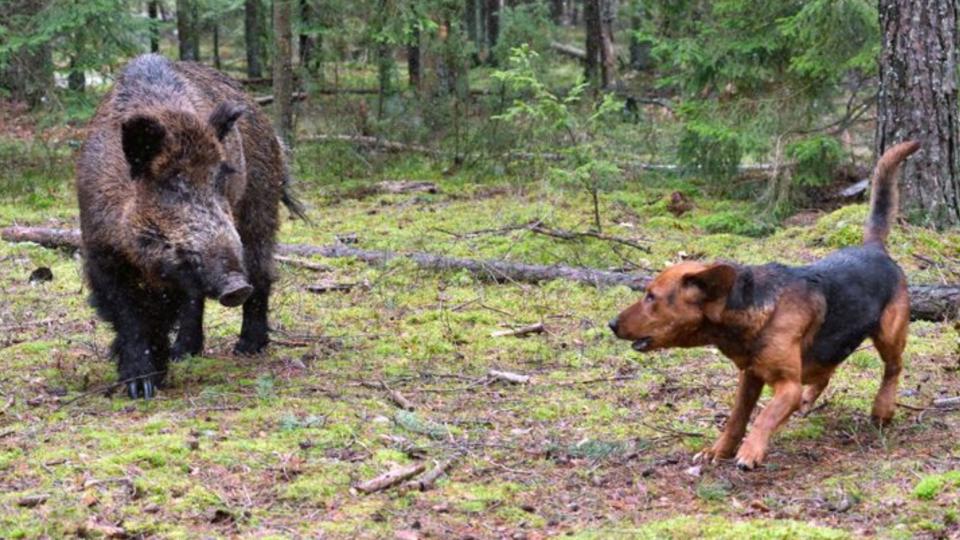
[3,226,959,321]
[550,41,587,61]
[253,91,308,105]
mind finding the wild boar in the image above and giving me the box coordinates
[76,54,305,399]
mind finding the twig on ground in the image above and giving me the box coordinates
[355,462,426,494]
[934,396,960,408]
[490,322,545,338]
[0,395,13,415]
[552,374,638,387]
[0,318,58,333]
[638,421,704,438]
[487,369,531,385]
[402,454,461,491]
[275,255,333,272]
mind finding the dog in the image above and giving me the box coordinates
[608,141,920,469]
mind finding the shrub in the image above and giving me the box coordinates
[788,135,844,187]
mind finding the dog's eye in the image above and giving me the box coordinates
[645,292,656,303]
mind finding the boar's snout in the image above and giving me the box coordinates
[217,273,253,307]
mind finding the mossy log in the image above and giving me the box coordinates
[3,225,958,321]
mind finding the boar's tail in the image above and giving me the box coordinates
[281,174,309,222]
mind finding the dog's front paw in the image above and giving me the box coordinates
[734,441,766,470]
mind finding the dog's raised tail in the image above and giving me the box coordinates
[864,140,920,246]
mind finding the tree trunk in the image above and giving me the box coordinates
[408,26,421,91]
[570,0,579,26]
[68,56,85,92]
[877,0,960,227]
[0,0,53,107]
[628,0,651,70]
[599,0,617,88]
[583,0,601,87]
[176,0,200,61]
[465,0,479,44]
[148,0,160,53]
[486,0,501,63]
[245,0,264,78]
[212,24,222,70]
[299,0,320,75]
[273,0,295,147]
[551,0,564,24]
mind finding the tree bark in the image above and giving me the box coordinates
[877,0,960,227]
[245,0,265,78]
[4,226,959,322]
[599,0,617,87]
[273,0,295,147]
[299,0,320,75]
[148,0,160,53]
[486,0,501,63]
[408,25,421,91]
[551,0,565,24]
[212,23,222,70]
[0,0,53,107]
[628,0,651,70]
[583,0,602,87]
[176,0,200,61]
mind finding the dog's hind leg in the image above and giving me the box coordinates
[871,285,910,426]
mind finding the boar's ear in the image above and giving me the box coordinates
[121,115,167,179]
[208,102,245,141]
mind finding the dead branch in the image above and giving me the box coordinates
[490,322,545,338]
[355,462,426,494]
[4,226,959,321]
[306,279,362,293]
[275,255,333,272]
[528,223,650,252]
[361,381,416,411]
[488,369,531,384]
[934,396,960,408]
[402,455,460,491]
[303,134,440,156]
[550,41,587,61]
[253,91,308,105]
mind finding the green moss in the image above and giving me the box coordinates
[913,471,960,500]
[573,516,849,539]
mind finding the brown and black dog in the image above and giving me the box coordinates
[609,141,920,470]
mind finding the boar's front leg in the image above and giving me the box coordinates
[234,241,273,355]
[86,252,174,399]
[172,294,205,361]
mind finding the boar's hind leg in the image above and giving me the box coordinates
[86,253,174,399]
[172,294,205,361]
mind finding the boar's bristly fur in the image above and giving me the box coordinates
[76,54,302,399]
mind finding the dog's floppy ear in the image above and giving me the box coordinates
[683,263,737,320]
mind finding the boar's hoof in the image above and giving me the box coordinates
[127,378,156,400]
[218,277,253,307]
[234,336,269,356]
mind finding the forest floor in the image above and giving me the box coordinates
[1,145,959,539]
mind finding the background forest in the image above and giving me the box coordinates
[1,1,959,538]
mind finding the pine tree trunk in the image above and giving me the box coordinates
[177,0,200,61]
[599,0,617,87]
[245,0,264,78]
[212,24,222,70]
[299,0,320,75]
[583,0,601,87]
[148,0,160,53]
[408,26,421,91]
[273,0,295,147]
[551,0,564,24]
[465,0,478,43]
[628,0,651,70]
[486,0,501,63]
[877,0,960,227]
[0,0,52,107]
